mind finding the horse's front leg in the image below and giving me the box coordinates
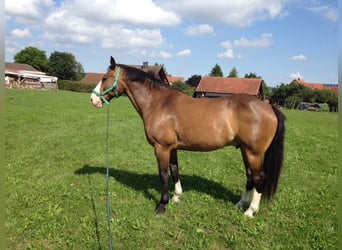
[169,150,183,203]
[154,145,170,214]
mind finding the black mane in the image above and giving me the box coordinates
[117,64,170,88]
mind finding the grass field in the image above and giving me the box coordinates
[5,89,337,249]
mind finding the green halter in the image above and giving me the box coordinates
[92,67,121,105]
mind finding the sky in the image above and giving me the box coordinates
[5,0,338,87]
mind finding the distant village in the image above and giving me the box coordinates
[5,61,338,112]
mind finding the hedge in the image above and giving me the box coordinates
[58,80,97,93]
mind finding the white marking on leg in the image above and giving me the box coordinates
[90,80,103,108]
[172,180,183,202]
[244,188,262,218]
[236,189,251,209]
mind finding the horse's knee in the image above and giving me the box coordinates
[253,172,266,193]
[245,168,254,190]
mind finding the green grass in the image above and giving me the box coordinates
[5,89,337,249]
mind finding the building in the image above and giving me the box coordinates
[167,76,184,85]
[294,79,338,93]
[5,62,58,89]
[194,77,264,99]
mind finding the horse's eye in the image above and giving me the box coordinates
[102,77,107,81]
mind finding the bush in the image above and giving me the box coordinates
[58,80,96,93]
[171,81,195,96]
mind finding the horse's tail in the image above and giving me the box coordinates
[263,105,286,200]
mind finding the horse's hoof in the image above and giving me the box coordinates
[155,205,166,214]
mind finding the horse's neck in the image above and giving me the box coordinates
[125,80,163,119]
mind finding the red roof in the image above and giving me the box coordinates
[5,62,43,75]
[167,76,184,84]
[81,73,104,84]
[294,79,338,93]
[195,77,263,96]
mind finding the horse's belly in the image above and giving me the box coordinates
[177,131,235,151]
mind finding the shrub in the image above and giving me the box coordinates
[58,80,96,93]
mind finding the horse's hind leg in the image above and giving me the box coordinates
[169,150,183,202]
[237,150,264,218]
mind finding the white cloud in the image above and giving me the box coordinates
[5,0,54,23]
[217,49,234,59]
[10,28,32,39]
[102,28,164,49]
[324,9,338,22]
[69,0,180,27]
[159,0,284,27]
[217,33,271,59]
[185,24,214,36]
[292,54,306,60]
[219,40,233,49]
[306,5,338,22]
[34,0,176,51]
[234,33,272,48]
[288,72,304,80]
[159,51,173,59]
[177,49,191,57]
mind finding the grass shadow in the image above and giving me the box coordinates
[76,165,240,205]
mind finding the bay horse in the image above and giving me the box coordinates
[90,56,285,218]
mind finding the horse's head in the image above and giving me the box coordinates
[90,56,123,108]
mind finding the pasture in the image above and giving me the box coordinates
[5,89,337,249]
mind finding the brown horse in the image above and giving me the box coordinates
[90,57,285,217]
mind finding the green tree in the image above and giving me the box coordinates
[171,81,194,96]
[228,67,238,77]
[209,64,223,77]
[75,61,85,81]
[244,72,258,78]
[185,75,201,87]
[14,47,48,72]
[47,51,83,80]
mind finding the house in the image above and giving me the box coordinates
[194,77,264,99]
[167,76,184,85]
[81,73,104,84]
[294,79,338,93]
[81,62,169,85]
[5,62,58,89]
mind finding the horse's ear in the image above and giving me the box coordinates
[110,56,116,70]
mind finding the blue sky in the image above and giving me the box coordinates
[5,0,338,87]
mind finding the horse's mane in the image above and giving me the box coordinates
[117,64,170,88]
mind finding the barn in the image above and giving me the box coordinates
[5,62,58,90]
[194,77,264,99]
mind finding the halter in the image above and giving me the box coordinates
[92,67,121,105]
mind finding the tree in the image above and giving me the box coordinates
[244,72,259,78]
[14,47,48,72]
[185,75,201,87]
[75,61,85,81]
[209,64,223,77]
[47,51,83,81]
[171,81,194,96]
[228,67,238,77]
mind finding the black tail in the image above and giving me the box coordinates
[263,106,286,200]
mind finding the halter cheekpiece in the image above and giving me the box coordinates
[92,67,121,105]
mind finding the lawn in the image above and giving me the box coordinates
[5,89,337,249]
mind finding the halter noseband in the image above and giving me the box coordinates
[92,67,121,105]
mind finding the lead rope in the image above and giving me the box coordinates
[106,105,113,250]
